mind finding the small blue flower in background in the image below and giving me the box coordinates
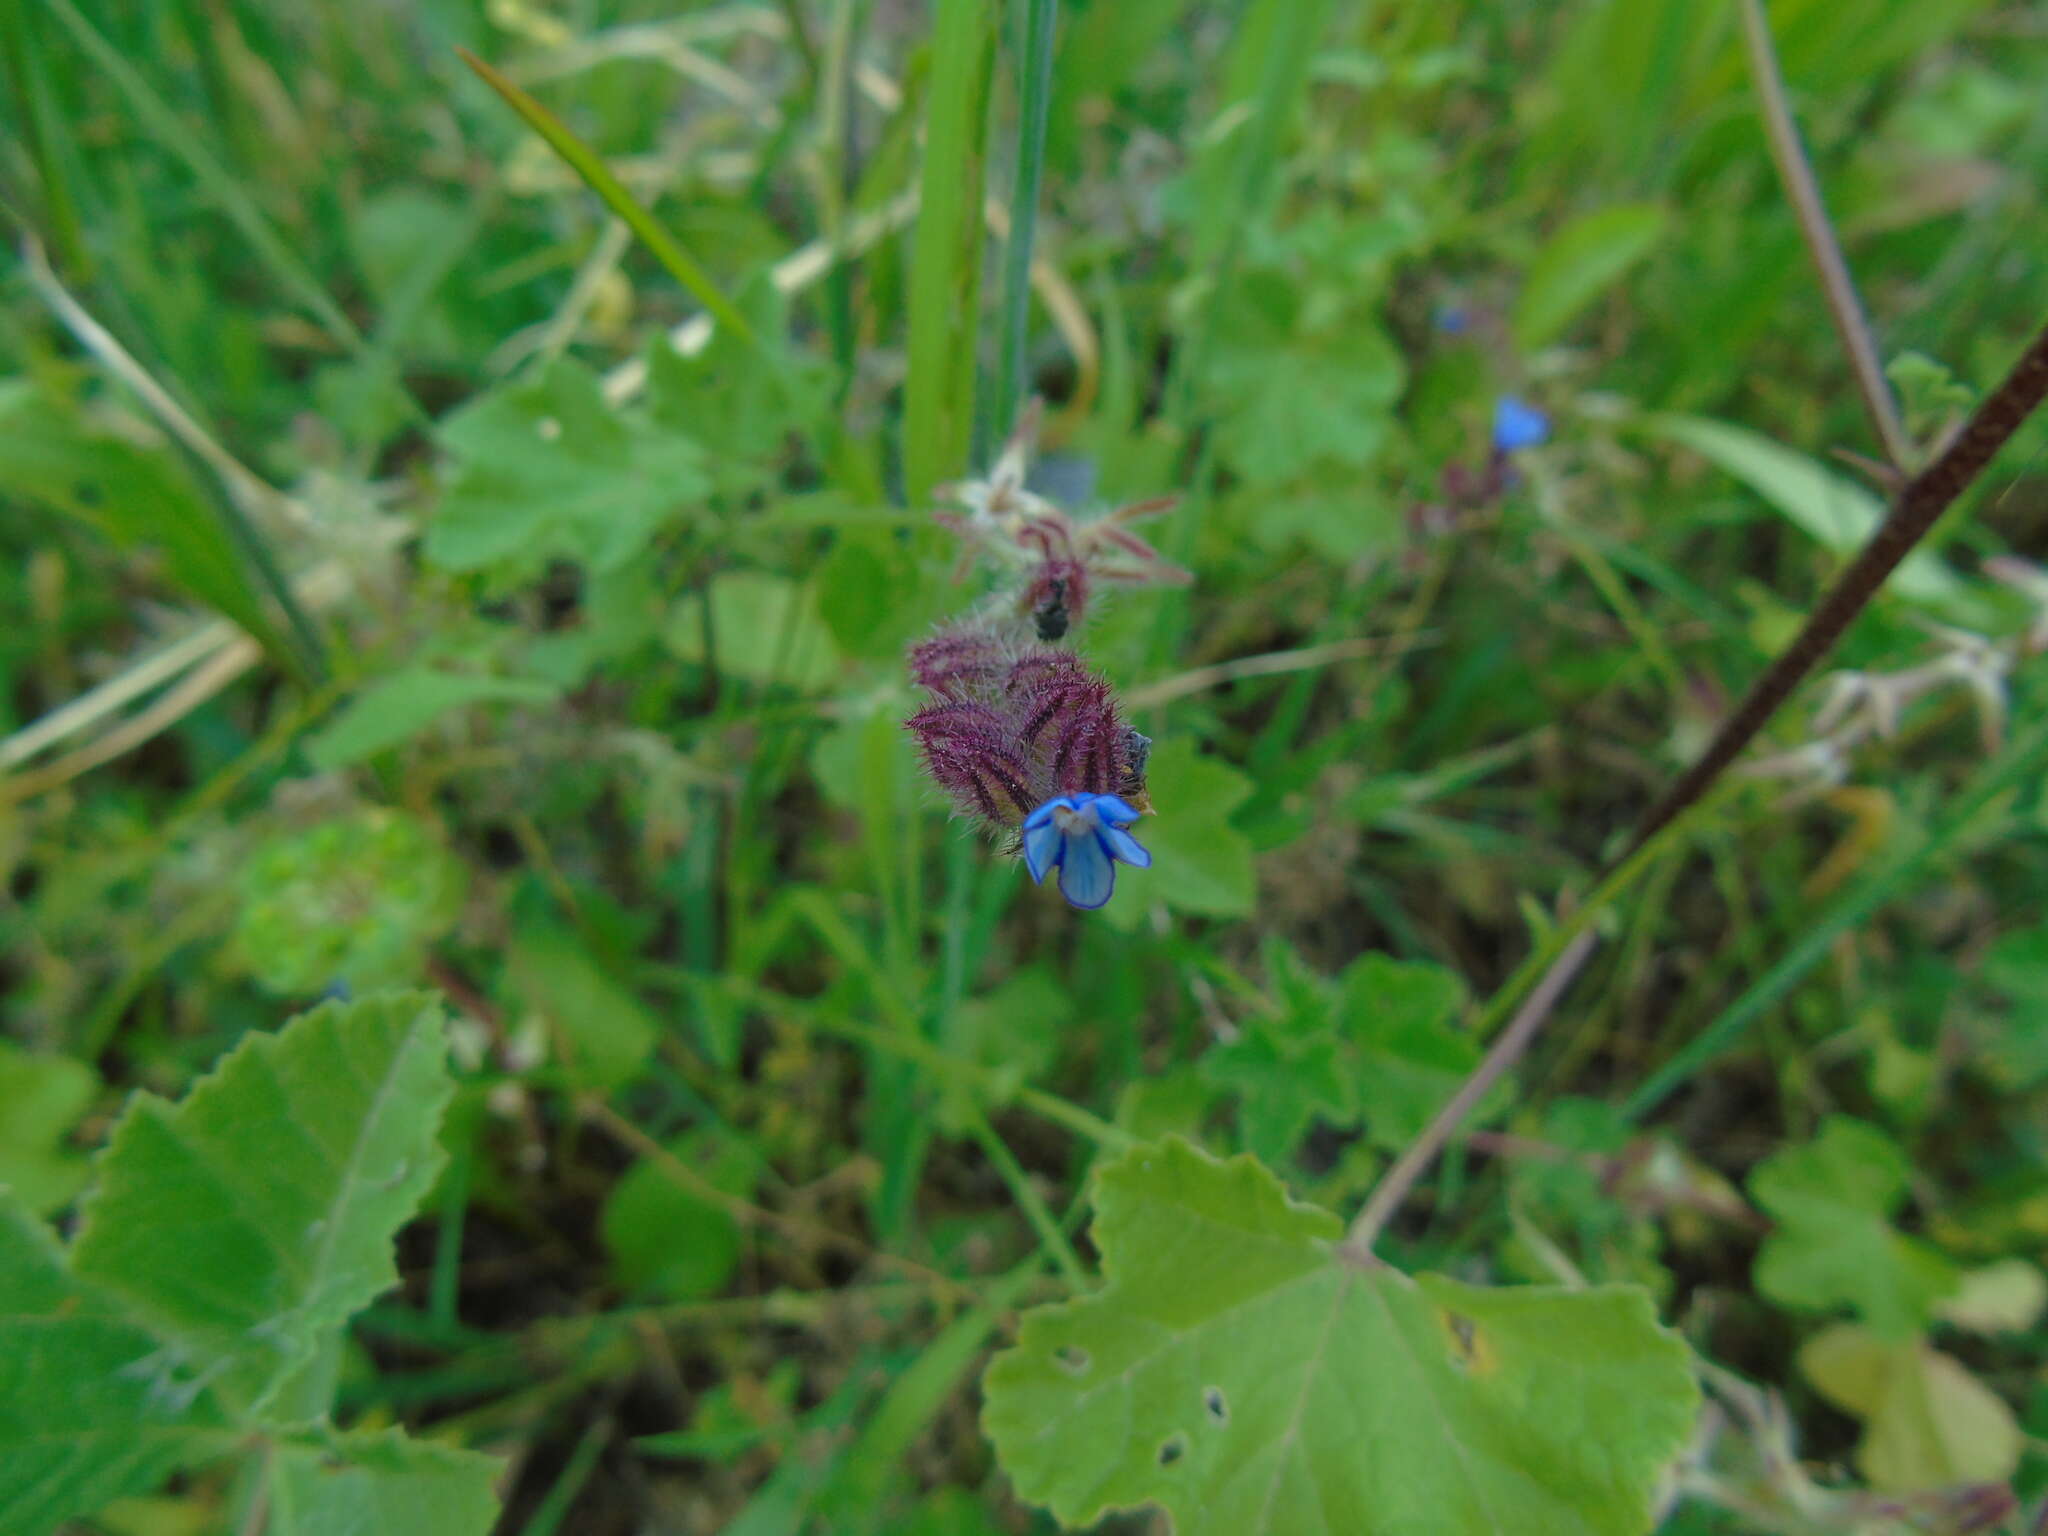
[1023,792,1151,910]
[1492,396,1550,454]
[1435,304,1471,335]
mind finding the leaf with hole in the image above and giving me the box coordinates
[983,1138,1699,1535]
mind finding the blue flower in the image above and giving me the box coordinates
[1022,792,1151,910]
[1492,396,1550,454]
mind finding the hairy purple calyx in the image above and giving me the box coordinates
[908,637,1142,829]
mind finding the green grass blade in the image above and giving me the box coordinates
[0,6,90,275]
[902,0,997,508]
[43,0,364,355]
[1623,710,2048,1120]
[458,48,757,352]
[991,0,1059,442]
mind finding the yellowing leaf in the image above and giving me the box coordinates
[983,1138,1698,1536]
[1934,1259,2047,1334]
[1799,1324,2022,1492]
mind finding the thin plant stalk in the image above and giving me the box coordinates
[1343,315,2048,1256]
[991,0,1058,442]
[967,1108,1088,1290]
[1738,0,1912,470]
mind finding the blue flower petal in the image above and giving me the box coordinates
[1492,396,1550,454]
[1056,830,1116,909]
[1100,824,1151,868]
[1092,794,1143,826]
[1023,817,1064,883]
[1022,796,1069,830]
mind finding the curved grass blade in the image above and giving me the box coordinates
[457,47,757,353]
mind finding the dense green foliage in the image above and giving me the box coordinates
[3,1,2047,1532]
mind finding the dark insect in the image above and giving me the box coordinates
[1118,728,1153,805]
[1033,576,1071,641]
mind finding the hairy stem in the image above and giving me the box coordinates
[1341,931,1600,1260]
[1626,317,2048,856]
[1343,315,2048,1255]
[1738,0,1912,470]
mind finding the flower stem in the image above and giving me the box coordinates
[1738,0,1912,470]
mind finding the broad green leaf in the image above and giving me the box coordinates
[305,667,560,770]
[0,1193,234,1532]
[983,1138,1699,1536]
[1649,416,1964,604]
[0,1041,97,1215]
[601,1132,749,1301]
[0,381,290,662]
[1202,1024,1349,1168]
[1209,330,1403,490]
[268,1426,500,1536]
[647,280,831,499]
[71,995,456,1414]
[1749,1117,1959,1337]
[1512,204,1668,352]
[507,924,658,1092]
[1799,1324,2021,1492]
[1107,739,1256,919]
[664,571,842,692]
[1202,945,1425,1166]
[1338,954,1484,1152]
[231,810,467,993]
[424,356,708,577]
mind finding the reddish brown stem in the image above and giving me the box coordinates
[1625,319,2048,861]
